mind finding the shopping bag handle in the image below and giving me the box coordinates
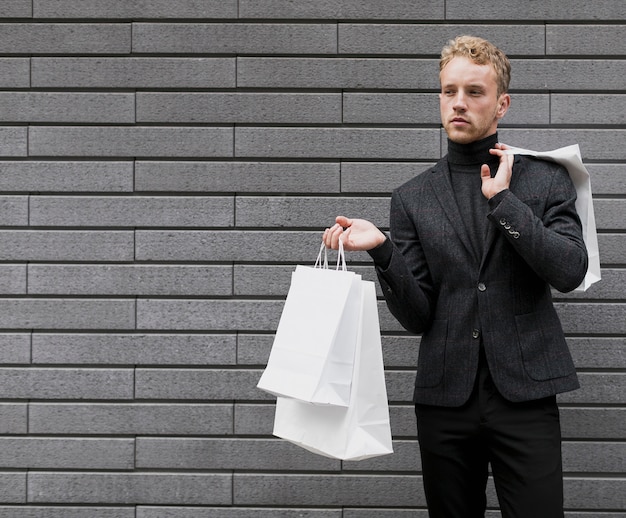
[314,240,347,271]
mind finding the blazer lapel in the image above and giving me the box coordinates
[428,160,481,263]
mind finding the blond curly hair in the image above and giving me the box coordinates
[440,36,511,97]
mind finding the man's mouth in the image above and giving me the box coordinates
[451,117,469,124]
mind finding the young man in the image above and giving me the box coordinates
[323,36,588,517]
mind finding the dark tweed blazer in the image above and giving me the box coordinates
[375,154,588,406]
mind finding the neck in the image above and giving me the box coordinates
[447,133,499,166]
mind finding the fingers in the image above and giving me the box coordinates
[323,222,345,250]
[335,215,352,228]
[480,163,491,182]
[323,215,352,249]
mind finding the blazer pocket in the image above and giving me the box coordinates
[515,312,576,381]
[415,319,447,387]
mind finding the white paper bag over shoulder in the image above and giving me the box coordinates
[504,144,601,291]
[273,281,393,461]
[257,243,362,406]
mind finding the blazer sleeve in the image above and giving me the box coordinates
[487,159,588,293]
[370,187,436,334]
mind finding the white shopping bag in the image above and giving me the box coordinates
[505,144,601,291]
[257,242,362,406]
[272,280,394,461]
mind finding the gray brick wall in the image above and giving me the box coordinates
[0,1,624,516]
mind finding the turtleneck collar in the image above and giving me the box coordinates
[446,133,499,166]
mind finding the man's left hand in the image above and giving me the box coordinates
[481,142,513,199]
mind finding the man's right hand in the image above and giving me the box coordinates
[323,216,387,251]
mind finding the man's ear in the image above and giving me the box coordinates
[497,93,511,119]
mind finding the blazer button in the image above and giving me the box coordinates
[499,218,507,226]
[478,282,486,292]
[472,329,480,339]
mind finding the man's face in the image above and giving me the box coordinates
[439,56,510,144]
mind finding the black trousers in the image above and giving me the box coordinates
[415,350,565,518]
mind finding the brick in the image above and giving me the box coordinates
[0,24,130,54]
[135,230,364,262]
[0,196,28,226]
[29,127,233,158]
[586,199,624,230]
[233,265,297,296]
[31,57,235,88]
[445,0,626,19]
[510,59,626,91]
[133,23,337,54]
[0,59,30,88]
[0,161,133,192]
[0,299,135,330]
[32,333,236,365]
[0,93,134,123]
[0,231,134,261]
[551,94,626,125]
[135,161,340,194]
[548,25,626,55]
[560,269,624,300]
[0,509,135,518]
[137,509,341,518]
[343,93,440,124]
[339,24,545,55]
[239,0,444,19]
[564,478,625,510]
[137,299,283,331]
[29,196,234,227]
[235,196,389,227]
[562,441,625,473]
[28,472,232,505]
[561,407,626,439]
[136,438,338,471]
[597,234,626,265]
[135,369,263,400]
[233,474,423,507]
[29,403,233,435]
[0,127,27,157]
[498,128,626,160]
[237,57,439,89]
[0,438,134,469]
[0,334,30,364]
[0,265,27,295]
[0,368,133,399]
[558,373,625,404]
[385,370,416,402]
[567,337,626,369]
[0,472,25,503]
[236,334,275,364]
[33,0,237,18]
[234,404,275,435]
[341,162,433,193]
[136,93,341,124]
[556,302,626,335]
[0,403,27,434]
[28,265,232,296]
[586,164,626,195]
[1,0,32,17]
[29,265,232,296]
[235,128,440,159]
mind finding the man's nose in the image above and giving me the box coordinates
[453,93,467,111]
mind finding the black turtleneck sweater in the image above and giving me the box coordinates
[369,133,503,269]
[447,133,500,258]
